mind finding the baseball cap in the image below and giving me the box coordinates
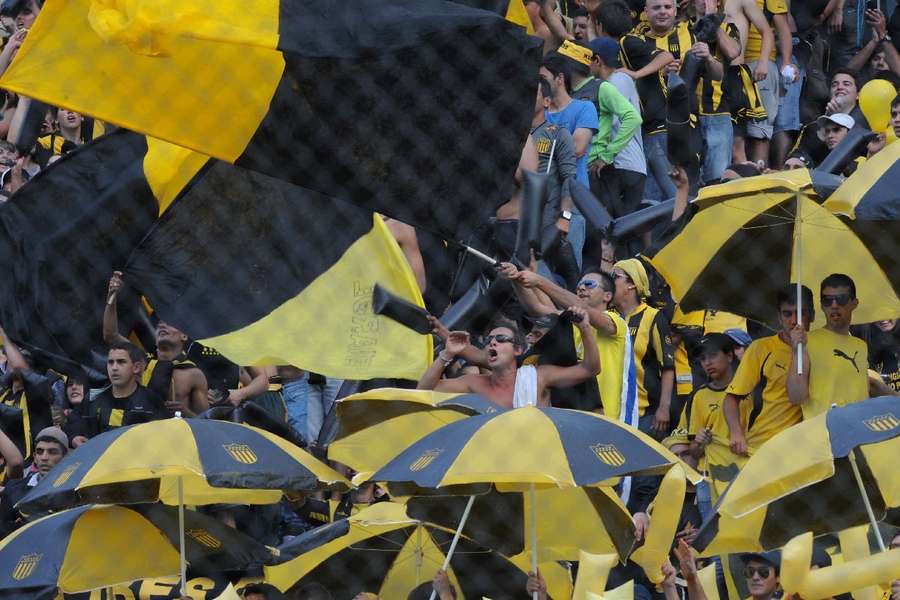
[586,37,621,68]
[742,550,781,572]
[816,113,855,139]
[691,332,735,359]
[724,328,753,348]
[35,426,68,450]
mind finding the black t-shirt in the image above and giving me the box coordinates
[0,373,52,459]
[88,384,166,435]
[186,342,240,393]
[619,33,667,134]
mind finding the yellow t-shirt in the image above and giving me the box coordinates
[726,334,802,451]
[573,310,629,419]
[803,328,869,420]
[672,308,748,396]
[745,0,788,63]
[685,384,749,500]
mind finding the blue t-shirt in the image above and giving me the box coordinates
[545,99,598,186]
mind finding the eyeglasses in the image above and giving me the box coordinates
[821,293,851,307]
[577,279,600,290]
[484,334,515,345]
[744,566,772,579]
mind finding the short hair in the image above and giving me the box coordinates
[821,273,856,298]
[542,52,573,92]
[831,68,860,89]
[892,93,900,110]
[776,284,814,313]
[487,318,527,350]
[724,162,761,179]
[870,69,900,91]
[292,582,332,600]
[107,341,145,365]
[571,6,588,18]
[581,267,615,295]
[595,0,633,38]
[408,582,457,600]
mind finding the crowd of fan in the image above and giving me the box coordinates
[0,0,898,598]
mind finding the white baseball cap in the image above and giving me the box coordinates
[816,113,855,140]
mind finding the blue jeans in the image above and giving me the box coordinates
[642,132,676,203]
[282,375,310,442]
[567,211,586,272]
[700,114,733,184]
[307,377,343,444]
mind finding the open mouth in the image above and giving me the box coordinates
[487,348,498,360]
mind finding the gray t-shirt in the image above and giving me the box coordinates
[607,71,646,175]
[531,121,577,231]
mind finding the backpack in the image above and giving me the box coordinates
[798,30,830,125]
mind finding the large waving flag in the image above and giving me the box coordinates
[1,0,541,241]
[0,130,431,380]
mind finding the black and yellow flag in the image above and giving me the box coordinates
[0,0,541,241]
[0,130,431,380]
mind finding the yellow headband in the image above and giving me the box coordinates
[558,40,592,66]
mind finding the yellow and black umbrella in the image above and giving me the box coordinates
[328,388,503,482]
[649,170,900,328]
[371,406,694,494]
[0,503,275,596]
[18,418,350,515]
[265,502,571,599]
[694,396,900,554]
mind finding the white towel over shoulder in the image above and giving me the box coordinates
[513,364,538,408]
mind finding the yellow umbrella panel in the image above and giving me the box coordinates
[328,388,503,482]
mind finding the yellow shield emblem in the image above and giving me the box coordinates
[409,449,443,472]
[52,462,80,488]
[12,553,41,581]
[591,443,626,467]
[187,529,222,549]
[223,443,258,464]
[864,413,900,433]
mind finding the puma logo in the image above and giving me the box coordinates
[833,349,860,373]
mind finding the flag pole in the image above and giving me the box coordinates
[795,200,803,376]
[428,495,476,600]
[848,448,887,552]
[531,483,539,600]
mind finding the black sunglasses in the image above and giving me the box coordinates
[744,566,772,579]
[821,293,851,307]
[484,334,515,345]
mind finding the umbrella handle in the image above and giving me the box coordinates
[178,475,187,596]
[428,495,476,600]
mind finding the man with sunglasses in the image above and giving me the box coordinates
[416,310,600,410]
[724,285,809,458]
[497,263,635,422]
[741,552,781,600]
[788,273,869,420]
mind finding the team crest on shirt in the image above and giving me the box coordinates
[187,529,222,549]
[409,449,443,472]
[591,443,626,467]
[535,137,551,154]
[864,413,900,433]
[52,462,80,488]
[12,553,41,580]
[223,443,258,464]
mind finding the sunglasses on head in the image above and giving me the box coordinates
[484,334,515,345]
[821,293,851,307]
[577,279,600,290]
[744,566,772,579]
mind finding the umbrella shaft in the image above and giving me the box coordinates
[428,495,476,600]
[178,476,187,596]
[848,450,886,552]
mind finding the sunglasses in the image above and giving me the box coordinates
[577,279,600,290]
[744,566,772,579]
[821,293,851,307]
[484,334,515,345]
[744,567,772,579]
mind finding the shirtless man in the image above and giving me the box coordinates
[383,217,427,294]
[417,307,599,409]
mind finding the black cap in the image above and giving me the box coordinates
[742,550,781,573]
[691,332,735,359]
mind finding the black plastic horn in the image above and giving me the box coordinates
[569,181,613,232]
[514,169,548,263]
[371,284,432,334]
[610,199,675,239]
[817,126,876,176]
